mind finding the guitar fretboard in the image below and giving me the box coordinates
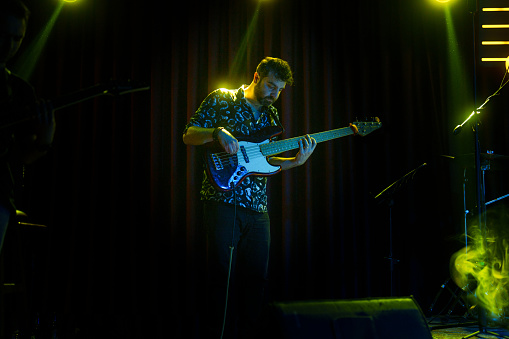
[260,127,354,157]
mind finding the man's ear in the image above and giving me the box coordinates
[253,72,260,84]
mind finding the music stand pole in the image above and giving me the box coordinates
[374,163,427,297]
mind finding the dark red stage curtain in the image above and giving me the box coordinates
[3,0,509,337]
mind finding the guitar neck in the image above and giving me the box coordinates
[50,84,114,111]
[50,82,150,111]
[260,126,354,157]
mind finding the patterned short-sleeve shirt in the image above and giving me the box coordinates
[185,86,281,213]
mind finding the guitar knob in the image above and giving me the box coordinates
[240,166,246,172]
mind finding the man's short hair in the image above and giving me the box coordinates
[256,57,294,86]
[2,0,31,22]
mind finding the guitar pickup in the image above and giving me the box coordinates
[211,153,223,170]
[240,146,249,163]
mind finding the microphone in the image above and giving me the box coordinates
[453,111,474,135]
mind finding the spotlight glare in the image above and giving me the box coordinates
[428,0,457,8]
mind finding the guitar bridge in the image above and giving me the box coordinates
[210,153,238,171]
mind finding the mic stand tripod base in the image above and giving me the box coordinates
[462,307,509,339]
[463,329,509,339]
[430,322,478,331]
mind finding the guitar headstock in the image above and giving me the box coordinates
[352,117,382,136]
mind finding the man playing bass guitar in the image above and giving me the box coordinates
[183,57,316,339]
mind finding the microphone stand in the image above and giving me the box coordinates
[455,108,509,339]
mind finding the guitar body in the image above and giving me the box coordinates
[204,126,283,191]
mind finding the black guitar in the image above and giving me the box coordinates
[0,80,150,130]
[204,118,382,191]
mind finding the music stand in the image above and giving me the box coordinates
[374,163,427,297]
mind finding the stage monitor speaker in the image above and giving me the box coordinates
[265,296,432,339]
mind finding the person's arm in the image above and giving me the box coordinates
[182,126,215,145]
[183,126,240,154]
[268,134,317,170]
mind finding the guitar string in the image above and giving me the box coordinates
[210,123,378,167]
[219,130,351,157]
[212,131,353,164]
[211,132,355,166]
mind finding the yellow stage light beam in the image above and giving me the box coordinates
[444,6,470,98]
[228,2,262,82]
[14,2,65,80]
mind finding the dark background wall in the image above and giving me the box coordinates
[2,0,509,337]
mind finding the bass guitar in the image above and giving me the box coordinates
[204,118,381,191]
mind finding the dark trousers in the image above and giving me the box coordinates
[203,201,270,339]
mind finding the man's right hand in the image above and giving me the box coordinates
[216,128,239,154]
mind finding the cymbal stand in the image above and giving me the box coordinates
[463,168,470,251]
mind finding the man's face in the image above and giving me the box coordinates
[253,71,286,107]
[0,14,26,67]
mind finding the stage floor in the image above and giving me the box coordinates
[429,317,509,339]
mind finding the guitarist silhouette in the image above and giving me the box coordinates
[0,0,56,254]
